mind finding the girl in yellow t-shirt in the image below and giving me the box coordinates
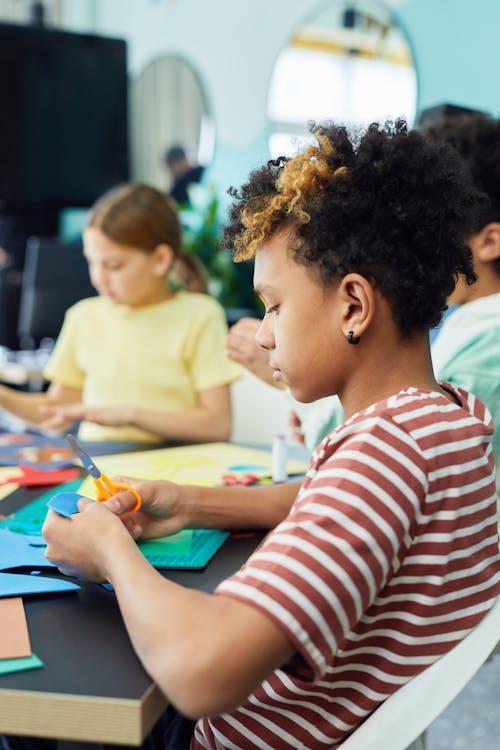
[0,184,239,443]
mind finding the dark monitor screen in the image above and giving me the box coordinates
[0,23,128,210]
[17,236,96,347]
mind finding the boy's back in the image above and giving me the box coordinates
[202,384,500,749]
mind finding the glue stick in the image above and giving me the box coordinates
[272,433,288,484]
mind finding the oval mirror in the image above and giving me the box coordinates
[130,54,215,195]
[267,1,417,157]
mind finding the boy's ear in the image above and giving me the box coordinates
[152,243,175,275]
[474,223,500,263]
[338,273,375,339]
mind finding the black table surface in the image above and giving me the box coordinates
[0,484,263,744]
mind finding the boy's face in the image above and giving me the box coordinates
[253,231,345,403]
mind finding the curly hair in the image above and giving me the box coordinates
[424,112,500,273]
[224,120,482,337]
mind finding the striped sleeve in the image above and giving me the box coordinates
[216,414,428,679]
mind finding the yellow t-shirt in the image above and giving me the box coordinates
[44,292,240,442]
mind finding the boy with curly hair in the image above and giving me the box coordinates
[37,121,500,750]
[227,113,500,479]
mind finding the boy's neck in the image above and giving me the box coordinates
[339,332,452,419]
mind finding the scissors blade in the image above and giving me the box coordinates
[66,434,102,479]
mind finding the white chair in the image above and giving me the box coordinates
[340,596,500,750]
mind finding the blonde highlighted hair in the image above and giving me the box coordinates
[232,131,350,261]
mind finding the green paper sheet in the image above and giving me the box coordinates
[0,653,43,676]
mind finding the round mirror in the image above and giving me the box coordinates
[267,1,417,157]
[130,54,215,195]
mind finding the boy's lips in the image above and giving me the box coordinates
[271,366,283,382]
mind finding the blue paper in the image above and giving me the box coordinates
[0,433,76,469]
[47,491,90,518]
[227,463,266,471]
[0,529,54,570]
[0,571,80,597]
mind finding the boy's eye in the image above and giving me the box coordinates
[265,304,280,315]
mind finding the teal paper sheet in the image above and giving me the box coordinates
[0,480,83,535]
[0,653,43,675]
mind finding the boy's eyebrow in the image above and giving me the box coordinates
[254,283,275,296]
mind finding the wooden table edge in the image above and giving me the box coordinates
[0,681,168,745]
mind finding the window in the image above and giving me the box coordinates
[268,2,417,158]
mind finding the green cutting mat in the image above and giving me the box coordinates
[138,529,230,569]
[0,481,230,570]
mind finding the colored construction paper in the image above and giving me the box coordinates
[0,597,31,659]
[0,465,81,487]
[47,492,92,518]
[0,529,55,570]
[0,479,83,535]
[227,463,266,472]
[0,653,43,675]
[0,572,80,597]
[0,432,146,469]
[0,433,76,469]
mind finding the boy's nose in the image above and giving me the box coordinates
[255,317,275,350]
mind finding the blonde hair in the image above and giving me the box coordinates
[233,132,350,260]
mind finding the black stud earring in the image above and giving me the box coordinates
[347,330,360,345]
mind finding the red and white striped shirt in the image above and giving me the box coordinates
[194,385,500,750]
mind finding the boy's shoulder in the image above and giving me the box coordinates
[302,385,494,502]
[316,385,492,466]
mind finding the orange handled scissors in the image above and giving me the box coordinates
[66,434,142,512]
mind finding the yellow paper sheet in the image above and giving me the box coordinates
[0,467,22,503]
[78,441,308,498]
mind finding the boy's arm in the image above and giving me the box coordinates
[106,480,301,538]
[43,502,295,718]
[110,541,294,717]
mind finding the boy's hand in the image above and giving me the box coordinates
[104,477,190,540]
[42,499,134,581]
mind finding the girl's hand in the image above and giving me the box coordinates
[289,410,306,445]
[104,477,190,540]
[40,403,132,430]
[42,499,135,582]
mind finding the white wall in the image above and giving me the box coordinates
[59,0,500,211]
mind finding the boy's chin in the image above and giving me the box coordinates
[289,387,321,404]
